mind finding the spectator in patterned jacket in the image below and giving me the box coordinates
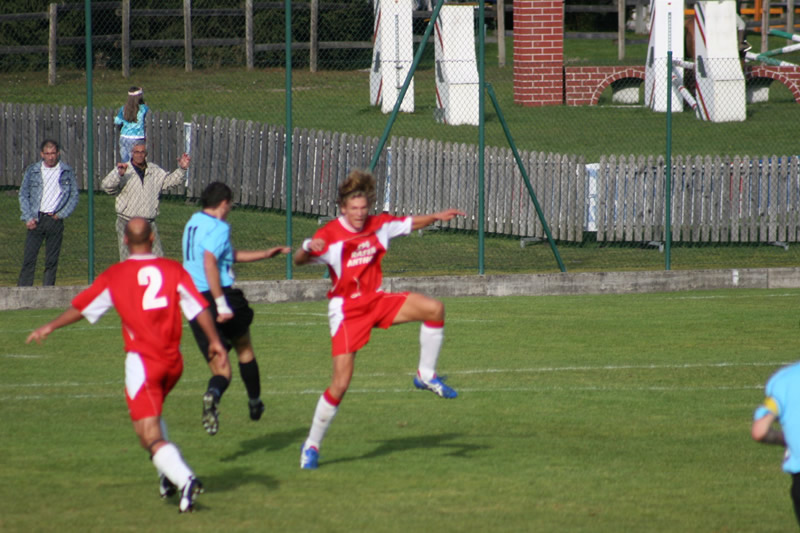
[101,140,190,260]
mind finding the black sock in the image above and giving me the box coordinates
[239,359,261,400]
[207,374,230,402]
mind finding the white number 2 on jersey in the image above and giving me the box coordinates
[138,266,168,310]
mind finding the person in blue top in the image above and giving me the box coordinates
[182,181,290,436]
[115,87,149,163]
[752,361,800,526]
[18,139,79,286]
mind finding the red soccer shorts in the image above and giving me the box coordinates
[124,351,183,421]
[329,291,409,356]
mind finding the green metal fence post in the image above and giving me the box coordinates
[285,0,293,279]
[665,50,672,271]
[486,84,566,273]
[478,0,486,275]
[85,0,95,282]
[368,0,446,173]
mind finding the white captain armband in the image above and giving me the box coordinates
[214,295,233,315]
[302,238,313,253]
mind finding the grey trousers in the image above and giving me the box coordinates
[18,213,64,286]
[115,215,164,260]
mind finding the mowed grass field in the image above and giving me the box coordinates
[1,289,799,532]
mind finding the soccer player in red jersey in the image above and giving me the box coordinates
[293,170,465,469]
[26,218,228,513]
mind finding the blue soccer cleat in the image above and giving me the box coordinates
[413,375,458,399]
[300,442,319,469]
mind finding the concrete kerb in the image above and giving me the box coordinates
[2,268,799,311]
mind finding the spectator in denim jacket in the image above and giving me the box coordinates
[18,139,79,286]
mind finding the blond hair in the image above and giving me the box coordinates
[338,169,376,208]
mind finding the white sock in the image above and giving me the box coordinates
[418,323,444,383]
[154,419,170,478]
[306,393,339,450]
[152,442,194,489]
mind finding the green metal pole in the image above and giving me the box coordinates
[85,0,95,281]
[486,84,566,273]
[768,28,800,42]
[368,0,446,172]
[478,0,485,275]
[665,50,672,270]
[285,0,293,279]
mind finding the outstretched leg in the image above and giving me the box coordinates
[394,293,457,399]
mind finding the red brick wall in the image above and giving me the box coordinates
[745,66,800,103]
[565,66,646,106]
[513,0,564,107]
[562,65,800,106]
[511,1,800,107]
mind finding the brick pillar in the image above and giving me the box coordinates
[513,0,564,107]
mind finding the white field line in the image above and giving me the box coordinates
[0,360,783,401]
[0,384,766,402]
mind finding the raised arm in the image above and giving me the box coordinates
[101,164,128,195]
[234,246,291,263]
[410,208,466,231]
[162,153,190,190]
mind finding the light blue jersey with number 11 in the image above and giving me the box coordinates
[182,211,234,292]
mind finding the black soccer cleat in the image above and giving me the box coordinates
[248,399,265,421]
[202,391,219,436]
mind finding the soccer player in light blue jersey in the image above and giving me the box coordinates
[752,361,800,526]
[183,182,289,435]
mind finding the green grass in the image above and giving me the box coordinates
[3,191,800,287]
[1,36,799,162]
[2,289,799,531]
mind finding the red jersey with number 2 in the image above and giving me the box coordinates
[71,254,208,363]
[310,214,412,300]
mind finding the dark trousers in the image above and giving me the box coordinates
[18,213,64,286]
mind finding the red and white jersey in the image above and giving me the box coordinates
[308,213,412,300]
[71,254,208,363]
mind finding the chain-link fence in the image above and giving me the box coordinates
[1,0,800,287]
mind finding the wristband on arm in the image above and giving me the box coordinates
[214,295,233,315]
[302,238,313,252]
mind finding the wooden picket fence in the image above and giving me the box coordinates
[2,102,798,243]
[594,154,800,243]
